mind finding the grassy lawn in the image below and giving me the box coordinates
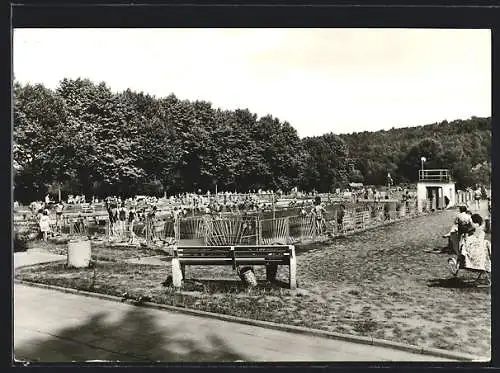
[16,208,491,358]
[25,239,166,262]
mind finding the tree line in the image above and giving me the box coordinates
[13,78,491,203]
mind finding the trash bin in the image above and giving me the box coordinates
[238,266,257,287]
[67,237,92,268]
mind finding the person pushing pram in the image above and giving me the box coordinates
[443,205,473,254]
[447,213,490,285]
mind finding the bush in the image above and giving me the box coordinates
[14,233,29,252]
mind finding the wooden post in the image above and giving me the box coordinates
[175,218,180,242]
[312,216,317,242]
[254,217,258,245]
[172,247,183,288]
[257,217,262,245]
[300,216,305,242]
[203,218,208,246]
[272,192,276,221]
[285,216,290,244]
[289,245,297,290]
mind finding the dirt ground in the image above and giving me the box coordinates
[16,207,491,358]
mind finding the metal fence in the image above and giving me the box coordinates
[15,199,436,246]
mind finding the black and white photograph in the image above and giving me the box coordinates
[12,28,491,363]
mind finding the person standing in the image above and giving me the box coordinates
[336,204,345,235]
[383,202,391,221]
[118,203,128,240]
[147,206,158,242]
[448,213,490,281]
[39,210,51,241]
[128,206,137,244]
[474,186,482,211]
[105,198,118,238]
[55,201,64,233]
[311,196,327,236]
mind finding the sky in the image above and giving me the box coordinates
[13,28,491,138]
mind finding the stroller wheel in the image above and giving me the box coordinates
[447,258,459,276]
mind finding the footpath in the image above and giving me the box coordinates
[13,251,454,363]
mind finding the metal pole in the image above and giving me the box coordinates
[272,192,276,221]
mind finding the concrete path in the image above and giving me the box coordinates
[17,218,474,365]
[14,250,66,269]
[14,284,453,363]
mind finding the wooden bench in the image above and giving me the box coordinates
[171,245,297,290]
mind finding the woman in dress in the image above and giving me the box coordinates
[448,213,491,283]
[39,210,51,241]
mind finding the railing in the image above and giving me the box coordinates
[419,169,451,182]
[15,199,438,246]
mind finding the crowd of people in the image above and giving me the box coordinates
[16,185,486,247]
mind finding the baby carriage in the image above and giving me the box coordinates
[447,226,491,286]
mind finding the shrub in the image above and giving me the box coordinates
[14,233,29,252]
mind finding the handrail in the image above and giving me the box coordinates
[418,169,451,182]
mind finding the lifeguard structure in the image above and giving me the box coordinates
[416,169,456,212]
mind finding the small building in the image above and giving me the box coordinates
[416,169,456,211]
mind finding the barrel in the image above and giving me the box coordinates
[67,237,91,268]
[239,266,257,287]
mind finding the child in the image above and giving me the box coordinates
[39,210,51,241]
[128,206,137,244]
[118,203,128,240]
[474,187,482,210]
[311,196,327,236]
[55,201,64,233]
[105,199,118,238]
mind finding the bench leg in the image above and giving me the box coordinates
[289,256,297,290]
[172,258,183,288]
[266,264,278,282]
[181,264,186,279]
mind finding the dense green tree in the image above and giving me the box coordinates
[12,77,491,202]
[299,134,349,192]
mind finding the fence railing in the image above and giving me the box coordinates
[419,169,451,182]
[15,199,439,246]
[131,199,428,246]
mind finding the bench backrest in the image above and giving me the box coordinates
[174,245,295,260]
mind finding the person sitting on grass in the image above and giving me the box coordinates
[448,213,491,283]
